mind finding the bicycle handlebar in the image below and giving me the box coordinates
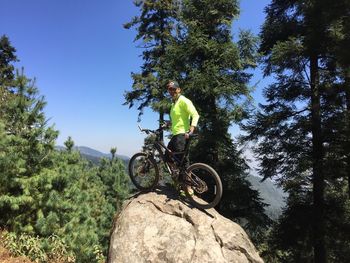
[138,124,198,138]
[138,124,160,135]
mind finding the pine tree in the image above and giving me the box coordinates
[35,139,115,262]
[0,35,128,262]
[125,0,271,242]
[0,35,17,86]
[0,35,18,119]
[124,0,180,139]
[243,0,350,261]
[0,68,58,233]
[326,0,350,197]
[165,0,271,240]
[98,148,130,212]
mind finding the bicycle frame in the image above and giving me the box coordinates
[139,125,190,174]
[151,135,189,171]
[153,139,207,190]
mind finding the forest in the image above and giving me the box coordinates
[1,0,350,262]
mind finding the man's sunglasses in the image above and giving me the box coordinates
[167,86,177,91]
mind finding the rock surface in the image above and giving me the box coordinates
[108,187,264,263]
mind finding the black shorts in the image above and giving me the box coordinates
[166,134,189,167]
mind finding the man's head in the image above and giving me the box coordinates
[167,80,181,99]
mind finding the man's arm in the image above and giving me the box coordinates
[183,98,199,134]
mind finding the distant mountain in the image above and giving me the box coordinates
[246,174,287,220]
[55,145,130,165]
[74,146,110,158]
[74,146,129,161]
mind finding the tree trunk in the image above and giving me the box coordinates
[210,95,219,163]
[310,55,327,263]
[344,71,350,198]
[158,9,166,142]
[159,110,164,141]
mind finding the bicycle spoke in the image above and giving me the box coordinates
[184,163,222,209]
[129,153,159,191]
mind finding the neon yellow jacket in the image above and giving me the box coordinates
[170,95,199,135]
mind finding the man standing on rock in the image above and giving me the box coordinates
[165,80,199,190]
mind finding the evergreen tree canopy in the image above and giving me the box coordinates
[0,35,17,87]
[124,0,181,139]
[125,0,271,242]
[0,35,18,119]
[169,0,271,240]
[243,0,350,261]
[0,36,130,262]
[0,69,58,233]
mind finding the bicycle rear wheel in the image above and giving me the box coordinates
[184,163,222,209]
[128,152,159,191]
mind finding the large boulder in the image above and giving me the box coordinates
[108,187,264,263]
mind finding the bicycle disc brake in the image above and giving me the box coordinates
[188,172,208,194]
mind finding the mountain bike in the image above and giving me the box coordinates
[128,125,223,209]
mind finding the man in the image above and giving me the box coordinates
[166,80,199,185]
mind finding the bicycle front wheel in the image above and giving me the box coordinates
[128,152,159,191]
[184,163,223,209]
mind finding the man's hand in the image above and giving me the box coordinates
[185,126,195,139]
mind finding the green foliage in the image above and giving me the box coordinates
[324,183,350,262]
[1,231,75,263]
[165,0,270,241]
[0,37,131,262]
[0,69,58,233]
[0,35,17,86]
[98,155,130,211]
[125,0,271,243]
[33,147,101,261]
[243,0,350,261]
[124,0,179,129]
[64,136,74,152]
[33,144,130,262]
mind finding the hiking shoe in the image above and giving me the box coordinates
[180,186,194,197]
[186,186,194,196]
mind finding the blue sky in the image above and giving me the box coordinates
[0,0,271,157]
